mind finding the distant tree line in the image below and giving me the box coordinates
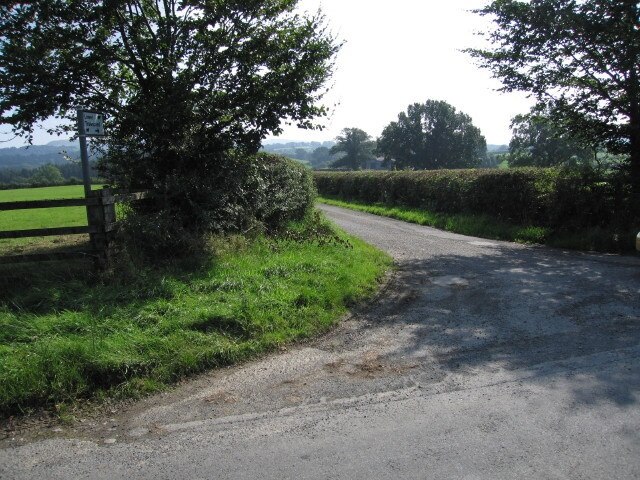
[0,161,99,187]
[327,99,623,172]
[325,100,488,171]
[260,141,341,169]
[0,142,102,187]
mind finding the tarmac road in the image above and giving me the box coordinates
[2,204,639,479]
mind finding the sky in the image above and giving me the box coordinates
[1,0,533,148]
[269,0,533,145]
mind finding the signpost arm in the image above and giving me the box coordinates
[77,109,92,198]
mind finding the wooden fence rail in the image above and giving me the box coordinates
[0,188,148,268]
[0,226,94,239]
[0,198,98,210]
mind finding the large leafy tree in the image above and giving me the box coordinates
[310,145,332,168]
[330,128,375,170]
[467,0,640,199]
[30,164,65,185]
[508,107,594,167]
[0,1,339,191]
[377,100,487,170]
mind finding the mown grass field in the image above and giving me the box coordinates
[0,185,103,254]
[0,186,391,416]
[0,185,87,202]
[0,185,91,230]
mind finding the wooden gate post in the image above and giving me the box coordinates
[86,188,117,269]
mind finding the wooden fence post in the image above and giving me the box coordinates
[0,188,151,267]
[86,188,117,269]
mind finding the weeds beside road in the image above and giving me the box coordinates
[319,196,639,253]
[314,168,639,253]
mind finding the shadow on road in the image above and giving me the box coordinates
[363,243,640,407]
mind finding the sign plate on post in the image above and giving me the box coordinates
[81,111,105,137]
[77,109,106,198]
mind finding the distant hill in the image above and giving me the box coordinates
[487,144,509,153]
[261,140,335,151]
[46,139,77,148]
[260,141,337,168]
[0,145,78,169]
[0,140,94,169]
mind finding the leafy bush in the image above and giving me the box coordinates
[314,167,638,250]
[119,152,315,258]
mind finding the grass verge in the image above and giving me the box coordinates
[0,212,391,417]
[318,196,637,252]
[319,196,549,244]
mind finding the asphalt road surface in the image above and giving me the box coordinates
[2,205,639,479]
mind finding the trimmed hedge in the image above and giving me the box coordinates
[120,152,316,256]
[246,152,316,231]
[314,168,638,248]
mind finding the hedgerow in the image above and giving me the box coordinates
[119,152,316,257]
[314,167,638,250]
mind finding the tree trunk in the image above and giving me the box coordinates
[624,1,640,223]
[628,101,640,224]
[630,135,640,222]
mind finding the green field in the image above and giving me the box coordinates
[0,185,89,202]
[0,185,96,230]
[0,185,104,254]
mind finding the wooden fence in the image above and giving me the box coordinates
[0,188,148,268]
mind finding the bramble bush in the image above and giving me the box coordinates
[314,167,638,250]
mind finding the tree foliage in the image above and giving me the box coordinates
[377,100,487,170]
[508,107,594,167]
[0,0,339,193]
[310,146,332,168]
[330,128,375,170]
[467,0,640,196]
[29,164,65,185]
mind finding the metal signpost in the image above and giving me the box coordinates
[76,109,105,197]
[76,109,110,266]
